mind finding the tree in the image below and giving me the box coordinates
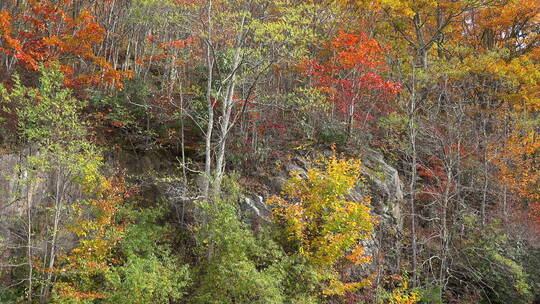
[269,152,377,296]
[50,175,127,303]
[0,64,107,302]
[184,0,332,198]
[192,175,284,304]
[304,31,400,139]
[0,1,131,88]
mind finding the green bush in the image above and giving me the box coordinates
[317,125,347,145]
[463,222,533,304]
[51,204,191,304]
[104,206,190,304]
[105,254,189,304]
[418,284,444,304]
[190,174,327,304]
[0,287,24,304]
[192,198,284,304]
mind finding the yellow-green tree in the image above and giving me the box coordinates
[268,152,377,296]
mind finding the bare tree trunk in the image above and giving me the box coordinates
[438,156,456,294]
[202,0,214,200]
[481,150,489,227]
[24,167,33,302]
[413,13,428,69]
[436,4,444,58]
[40,170,63,304]
[408,77,419,287]
[213,47,242,196]
[481,112,490,227]
[347,101,355,140]
[179,81,188,183]
[212,13,246,197]
[213,81,235,197]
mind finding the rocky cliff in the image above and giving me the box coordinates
[1,147,404,278]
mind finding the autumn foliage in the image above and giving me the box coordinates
[0,0,539,303]
[53,175,128,302]
[304,31,400,133]
[0,0,131,87]
[269,152,377,295]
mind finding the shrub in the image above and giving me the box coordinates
[268,152,377,296]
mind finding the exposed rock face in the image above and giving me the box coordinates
[242,195,272,221]
[240,195,273,230]
[0,152,23,217]
[356,148,404,275]
[0,149,82,280]
[245,149,403,233]
[359,148,403,230]
[0,150,57,228]
[1,146,403,234]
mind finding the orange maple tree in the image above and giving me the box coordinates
[0,0,131,88]
[52,174,129,302]
[304,31,400,135]
[491,128,540,228]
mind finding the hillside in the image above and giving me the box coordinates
[0,1,539,303]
